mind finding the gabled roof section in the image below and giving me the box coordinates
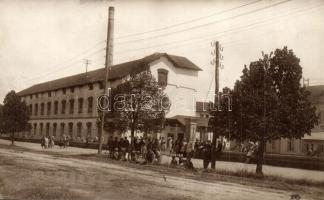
[17,53,202,96]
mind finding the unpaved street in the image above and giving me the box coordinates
[0,143,323,200]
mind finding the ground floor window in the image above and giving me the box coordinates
[77,122,82,138]
[68,123,73,137]
[86,122,92,136]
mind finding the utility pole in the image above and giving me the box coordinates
[98,6,114,154]
[303,77,310,87]
[83,59,91,77]
[210,41,223,170]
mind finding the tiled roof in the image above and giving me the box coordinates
[17,53,202,96]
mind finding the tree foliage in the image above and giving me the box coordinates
[2,90,31,144]
[100,70,170,139]
[209,47,318,174]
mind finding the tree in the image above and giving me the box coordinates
[2,90,31,145]
[0,104,4,135]
[99,70,170,141]
[210,47,318,175]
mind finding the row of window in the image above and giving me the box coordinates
[29,97,94,116]
[31,122,93,137]
[27,82,104,100]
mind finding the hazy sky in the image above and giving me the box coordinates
[1,0,324,103]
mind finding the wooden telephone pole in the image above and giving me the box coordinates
[210,41,222,169]
[98,6,114,154]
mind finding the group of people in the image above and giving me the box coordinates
[41,136,55,149]
[106,136,162,164]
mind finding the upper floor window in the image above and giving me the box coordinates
[35,93,39,98]
[40,103,45,116]
[99,82,104,90]
[54,101,58,115]
[62,88,66,95]
[88,83,93,90]
[88,97,93,113]
[69,99,75,114]
[29,104,33,115]
[70,87,74,93]
[30,94,33,99]
[61,100,66,114]
[157,69,168,87]
[47,102,51,115]
[34,104,38,116]
[48,91,51,97]
[78,98,84,113]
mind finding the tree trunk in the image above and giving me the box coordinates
[255,138,265,175]
[210,131,217,170]
[130,121,135,142]
[11,131,15,145]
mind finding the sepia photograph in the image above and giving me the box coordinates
[0,0,324,199]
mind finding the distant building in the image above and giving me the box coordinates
[17,53,204,143]
[265,85,324,156]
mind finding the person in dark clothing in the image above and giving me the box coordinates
[202,140,212,170]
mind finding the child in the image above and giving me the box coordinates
[170,156,178,166]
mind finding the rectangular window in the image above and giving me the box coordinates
[33,123,37,135]
[40,103,45,115]
[61,100,66,114]
[54,101,58,115]
[69,99,75,114]
[287,139,294,152]
[36,93,39,98]
[88,97,93,113]
[88,84,93,90]
[77,123,82,138]
[46,123,50,136]
[47,102,51,115]
[40,123,43,135]
[70,87,74,93]
[53,123,57,137]
[62,88,66,94]
[60,123,65,136]
[30,94,33,99]
[29,104,33,115]
[158,69,168,87]
[68,123,73,137]
[48,91,51,97]
[78,98,84,113]
[87,122,92,136]
[99,82,104,89]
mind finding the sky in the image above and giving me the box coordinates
[0,0,324,103]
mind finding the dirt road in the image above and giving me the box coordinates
[0,143,322,200]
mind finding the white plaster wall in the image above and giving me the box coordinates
[149,57,199,117]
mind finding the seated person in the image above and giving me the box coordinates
[184,157,195,171]
[170,156,178,166]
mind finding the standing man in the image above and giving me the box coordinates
[202,140,212,171]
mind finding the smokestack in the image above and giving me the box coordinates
[98,6,114,154]
[105,6,114,67]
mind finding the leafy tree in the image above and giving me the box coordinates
[210,47,318,175]
[99,70,170,140]
[2,90,31,145]
[0,104,4,135]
